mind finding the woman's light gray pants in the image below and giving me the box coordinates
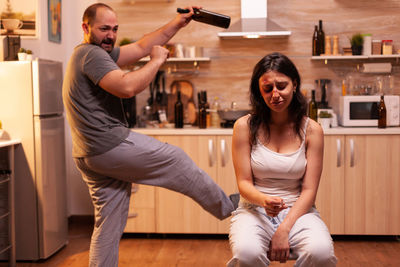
[74,131,235,267]
[228,203,337,267]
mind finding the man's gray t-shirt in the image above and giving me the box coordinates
[62,43,130,158]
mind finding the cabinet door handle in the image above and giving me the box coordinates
[220,139,226,167]
[208,139,214,167]
[128,212,138,218]
[349,139,355,167]
[336,139,341,167]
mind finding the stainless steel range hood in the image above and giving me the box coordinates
[218,0,291,39]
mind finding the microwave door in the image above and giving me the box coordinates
[32,59,64,116]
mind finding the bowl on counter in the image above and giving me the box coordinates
[217,109,251,121]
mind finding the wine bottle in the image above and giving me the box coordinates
[317,20,325,55]
[378,95,386,128]
[198,92,207,129]
[174,90,184,128]
[308,90,318,121]
[177,8,231,29]
[312,25,318,56]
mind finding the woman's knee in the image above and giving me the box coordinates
[232,242,268,266]
[299,239,337,266]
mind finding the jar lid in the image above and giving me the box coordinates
[372,40,382,42]
[382,40,393,42]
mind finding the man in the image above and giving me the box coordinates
[62,3,237,266]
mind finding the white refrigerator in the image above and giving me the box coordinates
[0,59,68,260]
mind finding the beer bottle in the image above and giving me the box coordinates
[308,90,318,121]
[378,95,386,128]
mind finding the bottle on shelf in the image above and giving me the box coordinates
[378,95,386,128]
[312,25,319,56]
[174,90,184,128]
[332,35,339,55]
[308,90,318,121]
[325,35,332,55]
[317,20,325,55]
[341,79,347,96]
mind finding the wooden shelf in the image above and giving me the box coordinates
[311,54,400,64]
[138,57,210,62]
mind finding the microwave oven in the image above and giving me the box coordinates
[339,95,400,127]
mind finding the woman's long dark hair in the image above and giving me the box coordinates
[248,52,307,145]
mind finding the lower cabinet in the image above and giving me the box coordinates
[316,134,400,235]
[124,134,237,234]
[125,133,400,235]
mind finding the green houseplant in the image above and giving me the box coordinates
[350,33,364,55]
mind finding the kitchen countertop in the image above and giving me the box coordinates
[0,139,21,148]
[132,127,400,135]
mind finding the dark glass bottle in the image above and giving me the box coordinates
[177,8,231,29]
[317,20,325,55]
[378,95,386,128]
[312,25,319,56]
[198,92,207,129]
[308,90,318,121]
[174,90,184,128]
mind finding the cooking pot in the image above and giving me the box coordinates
[217,109,251,121]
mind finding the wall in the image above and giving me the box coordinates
[105,0,400,117]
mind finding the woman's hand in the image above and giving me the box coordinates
[268,227,290,263]
[262,195,287,217]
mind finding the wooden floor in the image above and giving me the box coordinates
[2,216,400,267]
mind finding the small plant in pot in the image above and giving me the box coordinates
[350,33,364,55]
[318,111,332,129]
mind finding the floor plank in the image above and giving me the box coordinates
[1,217,400,266]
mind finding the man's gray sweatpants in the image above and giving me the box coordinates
[74,131,235,267]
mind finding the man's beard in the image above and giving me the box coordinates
[89,34,115,52]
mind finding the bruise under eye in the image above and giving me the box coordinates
[275,82,288,90]
[262,81,289,92]
[262,84,274,92]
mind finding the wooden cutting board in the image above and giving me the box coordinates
[168,80,197,124]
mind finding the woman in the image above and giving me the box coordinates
[227,52,337,266]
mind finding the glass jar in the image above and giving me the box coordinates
[382,40,393,55]
[372,40,382,55]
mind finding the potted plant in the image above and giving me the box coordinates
[350,33,364,55]
[26,49,33,61]
[318,111,332,130]
[17,47,27,61]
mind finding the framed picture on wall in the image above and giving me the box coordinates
[48,0,61,43]
[0,0,37,37]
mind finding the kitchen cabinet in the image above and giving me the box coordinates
[344,135,400,235]
[154,135,236,234]
[124,184,156,233]
[124,134,237,234]
[315,135,345,235]
[125,129,400,235]
[316,134,400,235]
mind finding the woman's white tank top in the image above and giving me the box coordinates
[250,118,309,207]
